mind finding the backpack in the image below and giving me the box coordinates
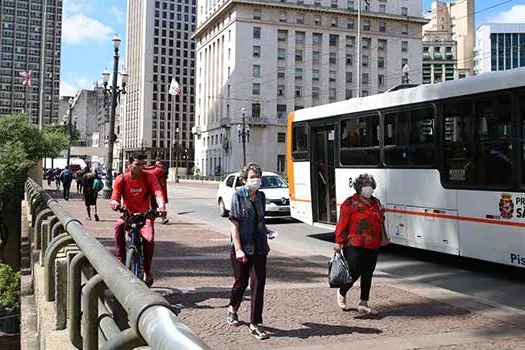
[92,178,103,192]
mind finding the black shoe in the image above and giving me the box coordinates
[144,276,154,287]
[249,324,269,340]
[94,214,100,222]
[227,311,239,326]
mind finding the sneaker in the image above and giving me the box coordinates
[227,311,239,326]
[357,304,378,315]
[161,218,169,224]
[94,214,100,222]
[337,289,347,310]
[249,324,269,340]
[144,276,154,287]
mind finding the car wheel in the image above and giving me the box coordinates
[218,198,229,217]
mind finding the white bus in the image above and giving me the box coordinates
[286,68,525,268]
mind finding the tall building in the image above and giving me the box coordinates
[422,0,474,80]
[474,23,525,75]
[194,0,427,177]
[124,0,196,171]
[0,0,62,126]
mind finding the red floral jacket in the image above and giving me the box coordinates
[335,193,384,250]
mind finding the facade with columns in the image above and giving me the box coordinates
[194,0,426,177]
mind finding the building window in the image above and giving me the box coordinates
[379,22,386,32]
[378,39,387,51]
[253,8,261,20]
[250,103,261,120]
[314,15,321,26]
[445,46,452,53]
[329,88,336,101]
[401,7,408,16]
[253,45,261,57]
[401,58,408,68]
[379,4,386,13]
[312,51,320,64]
[278,84,285,96]
[312,69,320,81]
[329,34,338,47]
[346,35,355,48]
[277,105,287,120]
[280,11,287,22]
[363,20,370,31]
[252,83,260,95]
[362,73,369,85]
[295,68,303,80]
[312,87,320,100]
[348,1,354,10]
[296,13,304,24]
[378,56,385,68]
[296,31,305,44]
[329,70,336,82]
[278,67,286,78]
[362,55,369,66]
[362,37,371,49]
[278,132,286,142]
[331,0,338,8]
[277,155,286,172]
[313,33,322,45]
[346,71,352,83]
[329,52,337,64]
[401,41,408,53]
[362,90,369,97]
[331,17,338,28]
[253,27,261,39]
[378,74,384,86]
[347,18,354,30]
[278,29,287,41]
[278,48,286,60]
[253,64,260,77]
[296,49,303,61]
[295,86,302,97]
[402,23,408,35]
[346,54,353,65]
[346,89,352,99]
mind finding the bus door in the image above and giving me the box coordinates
[312,126,337,224]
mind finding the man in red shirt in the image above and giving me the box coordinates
[144,160,169,224]
[110,154,166,286]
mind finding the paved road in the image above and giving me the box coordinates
[42,182,525,349]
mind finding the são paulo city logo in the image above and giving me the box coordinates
[499,193,514,219]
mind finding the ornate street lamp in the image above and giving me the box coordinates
[174,127,180,183]
[101,34,128,199]
[237,107,250,166]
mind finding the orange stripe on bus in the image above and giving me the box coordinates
[286,112,295,201]
[291,200,525,228]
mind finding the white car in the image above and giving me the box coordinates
[216,171,291,218]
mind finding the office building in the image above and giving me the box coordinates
[124,0,196,172]
[475,23,525,74]
[194,0,427,176]
[0,0,62,126]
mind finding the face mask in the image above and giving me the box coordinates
[246,178,261,191]
[361,186,374,198]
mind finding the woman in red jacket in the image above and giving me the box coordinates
[334,173,384,315]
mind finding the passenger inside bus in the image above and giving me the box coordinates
[341,120,361,147]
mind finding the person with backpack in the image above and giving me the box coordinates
[82,166,101,221]
[59,166,73,200]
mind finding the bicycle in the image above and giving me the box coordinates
[115,205,161,285]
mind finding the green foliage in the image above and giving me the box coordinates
[0,264,20,311]
[0,113,69,202]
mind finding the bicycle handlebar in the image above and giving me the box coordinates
[114,205,162,218]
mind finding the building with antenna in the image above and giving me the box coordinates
[194,0,426,176]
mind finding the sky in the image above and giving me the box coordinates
[59,0,525,97]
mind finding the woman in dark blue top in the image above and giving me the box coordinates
[226,162,272,340]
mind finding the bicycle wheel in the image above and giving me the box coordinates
[125,246,142,279]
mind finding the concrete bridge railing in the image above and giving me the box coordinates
[23,178,210,350]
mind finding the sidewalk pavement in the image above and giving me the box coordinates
[45,186,525,350]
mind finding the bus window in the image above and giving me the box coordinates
[474,94,513,186]
[292,124,308,160]
[340,115,380,166]
[384,107,435,166]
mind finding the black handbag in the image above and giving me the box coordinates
[328,252,353,288]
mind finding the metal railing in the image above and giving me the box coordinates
[25,178,210,350]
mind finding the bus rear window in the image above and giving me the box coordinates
[292,124,308,160]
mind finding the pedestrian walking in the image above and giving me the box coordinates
[82,166,100,221]
[145,160,170,224]
[334,173,386,315]
[75,168,84,194]
[45,168,53,186]
[226,162,275,340]
[60,166,73,200]
[54,168,61,191]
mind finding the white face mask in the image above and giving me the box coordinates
[246,178,261,191]
[361,186,374,198]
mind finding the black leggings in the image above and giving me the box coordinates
[339,245,378,301]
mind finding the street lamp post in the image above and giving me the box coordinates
[63,97,77,167]
[101,34,128,199]
[174,127,180,183]
[237,107,250,166]
[183,148,189,175]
